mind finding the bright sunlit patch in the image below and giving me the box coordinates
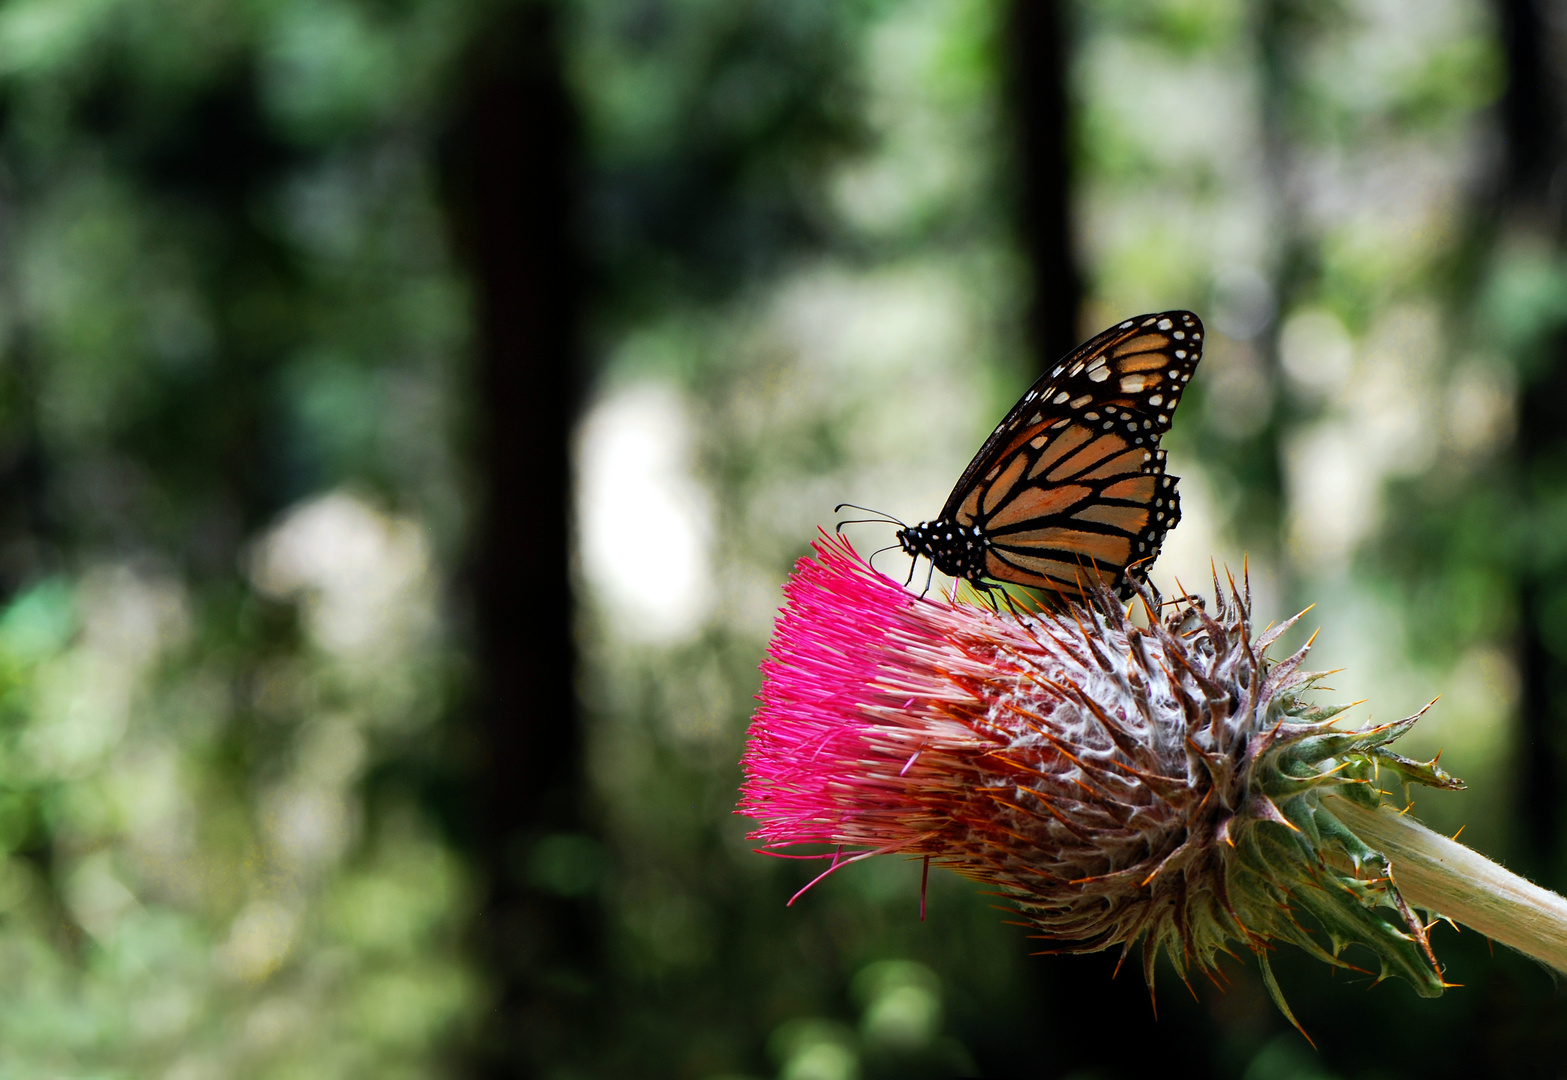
[576,382,713,644]
[248,490,433,660]
[218,898,301,983]
[1284,418,1378,572]
[1145,464,1278,622]
[25,566,191,778]
[1444,357,1515,458]
[1283,303,1445,575]
[1279,307,1354,391]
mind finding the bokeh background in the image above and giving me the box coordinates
[0,0,1561,1076]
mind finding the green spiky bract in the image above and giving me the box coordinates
[1148,581,1463,1022]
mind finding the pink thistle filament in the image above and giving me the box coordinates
[739,533,1087,879]
[738,533,1462,1006]
[740,531,1194,933]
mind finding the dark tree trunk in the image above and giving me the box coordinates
[1499,0,1558,204]
[443,6,597,1075]
[1499,0,1567,873]
[1007,0,1081,371]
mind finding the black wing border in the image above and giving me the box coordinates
[938,309,1203,522]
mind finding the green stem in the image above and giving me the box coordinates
[1326,793,1567,974]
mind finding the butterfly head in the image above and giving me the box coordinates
[896,519,989,583]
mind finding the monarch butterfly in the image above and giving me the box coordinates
[895,310,1202,602]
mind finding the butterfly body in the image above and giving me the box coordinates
[898,310,1203,602]
[895,519,989,583]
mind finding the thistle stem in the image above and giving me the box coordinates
[1325,793,1567,974]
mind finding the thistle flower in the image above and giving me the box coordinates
[738,534,1567,1020]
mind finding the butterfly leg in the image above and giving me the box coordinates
[966,578,1018,619]
[1143,576,1164,610]
[867,543,901,576]
[996,587,1030,622]
[1162,593,1206,634]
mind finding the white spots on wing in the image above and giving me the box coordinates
[1069,394,1092,409]
[1174,350,1186,359]
[1088,366,1111,383]
[1052,391,1069,404]
[1120,320,1133,329]
[1119,374,1148,393]
[1147,394,1163,406]
[1157,318,1172,330]
[1084,411,1100,421]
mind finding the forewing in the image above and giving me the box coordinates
[944,310,1202,598]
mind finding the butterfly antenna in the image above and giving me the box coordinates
[834,503,905,527]
[836,517,901,533]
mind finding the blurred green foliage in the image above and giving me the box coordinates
[0,0,483,1074]
[0,0,1557,1077]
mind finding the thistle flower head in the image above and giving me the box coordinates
[738,534,1465,1017]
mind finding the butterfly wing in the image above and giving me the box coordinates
[943,310,1203,600]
